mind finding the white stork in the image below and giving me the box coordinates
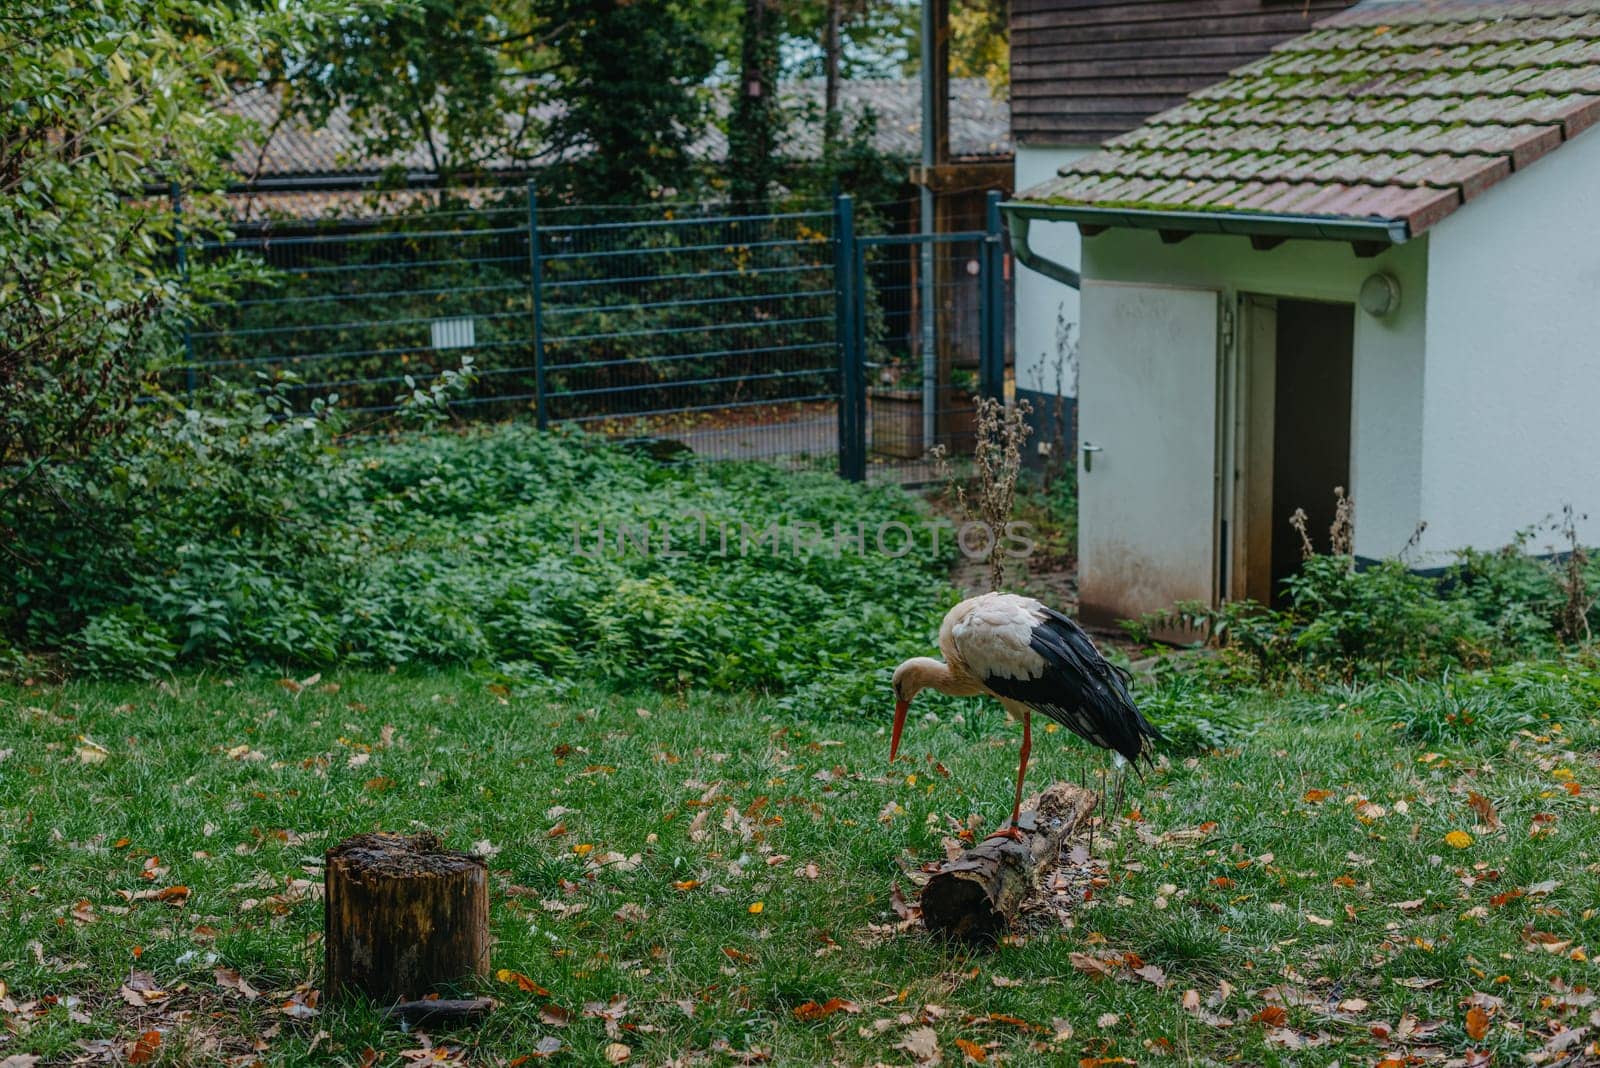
[890,592,1161,840]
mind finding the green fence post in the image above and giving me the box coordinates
[981,189,1005,405]
[528,181,548,430]
[835,195,864,481]
[171,182,196,401]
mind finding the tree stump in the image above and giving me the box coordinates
[324,832,490,1004]
[920,783,1097,944]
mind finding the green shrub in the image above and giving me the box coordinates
[4,408,956,695]
[1150,549,1584,686]
[1283,556,1502,679]
[1134,670,1252,755]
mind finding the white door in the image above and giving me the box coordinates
[1077,281,1221,627]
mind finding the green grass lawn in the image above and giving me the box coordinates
[3,666,1599,1066]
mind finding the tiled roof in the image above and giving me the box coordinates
[1017,0,1600,240]
[230,79,1010,183]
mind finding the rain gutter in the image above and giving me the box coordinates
[1000,201,1411,290]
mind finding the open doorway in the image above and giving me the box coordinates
[1237,297,1354,607]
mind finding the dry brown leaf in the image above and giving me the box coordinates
[214,967,260,1000]
[612,903,648,924]
[128,1031,161,1066]
[1251,1006,1288,1028]
[895,1026,941,1064]
[496,969,549,996]
[954,1037,987,1063]
[1133,964,1168,988]
[603,1043,631,1064]
[1069,953,1114,979]
[1466,791,1501,830]
[1265,1027,1332,1050]
[890,882,919,921]
[1464,1005,1490,1040]
[793,997,859,1020]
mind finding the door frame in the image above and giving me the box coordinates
[1226,293,1361,606]
[1227,293,1277,605]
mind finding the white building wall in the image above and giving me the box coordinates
[1418,126,1600,556]
[1080,230,1430,561]
[1013,145,1095,395]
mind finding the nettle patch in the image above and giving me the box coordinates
[4,423,956,698]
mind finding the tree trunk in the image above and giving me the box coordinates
[729,0,779,209]
[822,0,841,153]
[920,783,1097,943]
[324,832,491,1004]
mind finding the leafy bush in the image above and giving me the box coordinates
[1150,550,1589,686]
[4,414,956,694]
[0,0,354,546]
[1133,670,1252,755]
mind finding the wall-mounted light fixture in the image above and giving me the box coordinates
[1359,273,1401,318]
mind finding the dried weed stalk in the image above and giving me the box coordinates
[933,396,1033,591]
[1028,306,1078,491]
[1398,520,1429,563]
[1289,487,1355,568]
[1329,487,1355,558]
[1288,508,1315,562]
[1554,504,1594,644]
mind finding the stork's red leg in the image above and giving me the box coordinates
[986,708,1031,842]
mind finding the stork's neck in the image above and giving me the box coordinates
[895,656,983,699]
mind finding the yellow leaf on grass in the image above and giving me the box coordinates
[1444,830,1474,849]
[748,901,764,914]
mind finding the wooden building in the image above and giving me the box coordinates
[1007,0,1354,434]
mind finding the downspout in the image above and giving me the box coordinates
[1003,208,1080,290]
[917,0,937,449]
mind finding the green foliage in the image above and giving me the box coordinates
[1355,657,1600,748]
[1149,550,1591,686]
[1134,671,1251,756]
[539,0,717,202]
[728,0,784,209]
[0,0,355,538]
[285,0,717,203]
[5,421,955,691]
[949,0,1009,95]
[283,0,531,186]
[1282,557,1501,678]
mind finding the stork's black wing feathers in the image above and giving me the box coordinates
[980,606,1163,764]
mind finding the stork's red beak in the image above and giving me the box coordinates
[890,699,909,762]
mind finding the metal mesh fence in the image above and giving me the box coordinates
[183,186,1010,479]
[538,201,838,463]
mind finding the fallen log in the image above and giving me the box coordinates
[324,832,491,1005]
[920,783,1098,943]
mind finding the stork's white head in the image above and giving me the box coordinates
[889,657,946,762]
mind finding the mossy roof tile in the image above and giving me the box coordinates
[1018,0,1600,237]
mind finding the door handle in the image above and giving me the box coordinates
[1081,441,1102,472]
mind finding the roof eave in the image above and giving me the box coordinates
[1002,201,1411,247]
